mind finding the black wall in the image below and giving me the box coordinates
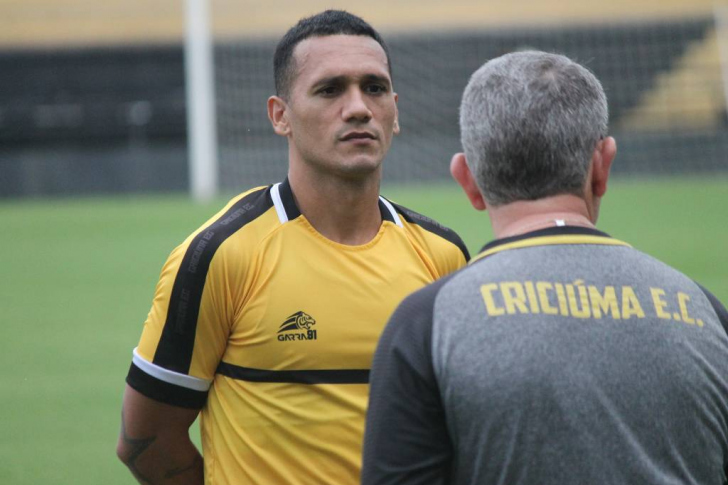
[0,45,188,197]
[1,17,725,198]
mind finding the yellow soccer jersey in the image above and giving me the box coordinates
[126,179,469,484]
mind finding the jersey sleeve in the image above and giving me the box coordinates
[126,187,273,409]
[362,276,454,485]
[126,237,236,409]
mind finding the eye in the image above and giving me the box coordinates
[316,85,341,97]
[364,83,388,95]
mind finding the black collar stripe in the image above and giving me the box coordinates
[472,226,629,265]
[275,178,301,221]
[379,196,404,227]
[479,225,613,253]
[271,183,289,223]
[273,179,402,228]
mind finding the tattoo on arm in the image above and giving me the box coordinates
[121,411,158,485]
[164,454,203,479]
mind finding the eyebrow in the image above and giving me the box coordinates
[312,74,392,90]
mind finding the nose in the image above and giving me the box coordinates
[341,87,372,123]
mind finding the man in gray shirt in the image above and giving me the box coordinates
[361,51,728,485]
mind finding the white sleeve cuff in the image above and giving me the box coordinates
[132,348,213,392]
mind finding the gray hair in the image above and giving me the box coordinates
[459,51,609,206]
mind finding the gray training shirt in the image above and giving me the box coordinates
[362,226,728,485]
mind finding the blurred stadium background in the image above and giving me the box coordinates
[0,1,726,483]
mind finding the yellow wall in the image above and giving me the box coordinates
[0,0,722,48]
[620,27,727,131]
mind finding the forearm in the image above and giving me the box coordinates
[118,413,204,485]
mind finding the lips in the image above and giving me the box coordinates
[340,131,376,141]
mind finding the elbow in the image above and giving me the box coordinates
[116,438,131,465]
[116,434,140,468]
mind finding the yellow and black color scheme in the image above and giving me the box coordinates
[362,225,728,484]
[277,311,318,341]
[126,178,468,484]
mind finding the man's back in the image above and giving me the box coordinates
[365,226,728,484]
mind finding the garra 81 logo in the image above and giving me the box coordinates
[277,311,317,342]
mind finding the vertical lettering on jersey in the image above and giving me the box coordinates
[153,188,274,373]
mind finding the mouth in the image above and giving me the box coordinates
[340,131,377,142]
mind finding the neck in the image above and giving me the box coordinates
[288,166,383,245]
[489,194,596,239]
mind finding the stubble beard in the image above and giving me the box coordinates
[300,141,386,181]
[319,154,384,182]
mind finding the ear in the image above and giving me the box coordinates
[450,153,487,211]
[268,96,290,136]
[591,136,616,197]
[392,92,400,135]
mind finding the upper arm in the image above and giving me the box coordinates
[362,279,453,485]
[118,230,239,482]
[117,384,200,459]
[129,236,243,409]
[120,384,200,442]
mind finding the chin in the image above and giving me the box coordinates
[301,150,384,180]
[335,158,383,180]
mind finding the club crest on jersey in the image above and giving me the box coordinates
[277,311,317,342]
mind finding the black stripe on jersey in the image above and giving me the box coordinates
[386,200,470,261]
[278,178,302,220]
[153,187,274,374]
[126,363,208,409]
[217,362,370,384]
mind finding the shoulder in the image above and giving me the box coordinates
[179,185,278,253]
[160,185,280,280]
[195,185,275,240]
[382,197,470,262]
[695,283,728,335]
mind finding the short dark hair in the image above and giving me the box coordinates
[273,10,392,98]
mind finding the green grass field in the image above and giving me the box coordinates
[0,176,726,484]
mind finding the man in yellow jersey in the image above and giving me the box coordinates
[116,10,469,485]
